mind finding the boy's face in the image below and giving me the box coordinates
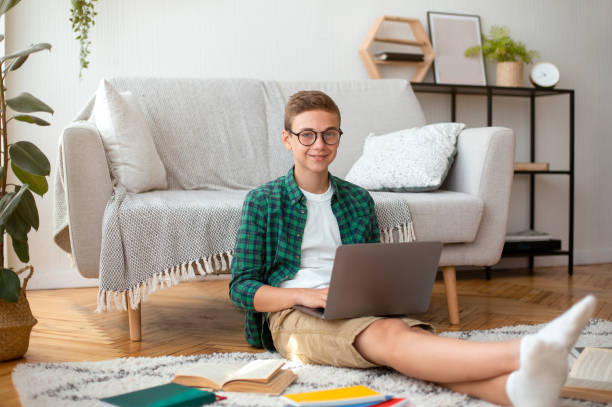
[282,109,341,177]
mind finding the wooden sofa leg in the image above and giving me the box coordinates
[442,266,460,325]
[126,292,142,341]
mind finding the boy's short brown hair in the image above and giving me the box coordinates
[284,90,341,131]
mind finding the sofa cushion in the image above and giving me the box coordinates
[399,190,484,243]
[93,79,168,193]
[345,123,465,192]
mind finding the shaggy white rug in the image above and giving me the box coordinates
[12,319,612,407]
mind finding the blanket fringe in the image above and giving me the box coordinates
[380,222,416,244]
[95,249,235,312]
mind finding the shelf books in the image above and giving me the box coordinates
[281,385,388,406]
[561,347,612,402]
[173,359,296,395]
[514,162,550,171]
[374,52,424,62]
[505,229,551,242]
[99,383,219,407]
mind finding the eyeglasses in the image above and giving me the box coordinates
[288,128,343,146]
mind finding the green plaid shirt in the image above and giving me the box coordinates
[229,167,380,350]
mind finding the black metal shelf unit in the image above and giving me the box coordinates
[410,82,575,275]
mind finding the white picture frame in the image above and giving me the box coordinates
[427,12,487,85]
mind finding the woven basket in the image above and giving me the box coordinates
[0,266,37,362]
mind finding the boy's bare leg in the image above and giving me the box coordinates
[355,295,597,407]
[354,319,520,383]
[444,374,511,406]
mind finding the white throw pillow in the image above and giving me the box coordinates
[93,79,167,193]
[345,122,465,192]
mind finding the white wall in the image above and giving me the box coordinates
[7,0,612,289]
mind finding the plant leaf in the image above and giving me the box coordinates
[6,92,53,114]
[7,54,28,72]
[0,166,4,180]
[13,114,50,126]
[0,268,20,302]
[6,210,30,241]
[5,210,30,263]
[0,0,21,17]
[0,42,51,63]
[11,162,48,196]
[11,238,29,263]
[9,141,51,176]
[15,188,39,230]
[0,185,28,226]
[0,34,4,42]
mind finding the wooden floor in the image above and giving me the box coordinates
[2,263,612,406]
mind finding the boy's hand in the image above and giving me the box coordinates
[296,287,328,309]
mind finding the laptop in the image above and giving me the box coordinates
[292,241,443,320]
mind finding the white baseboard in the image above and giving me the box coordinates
[27,268,98,290]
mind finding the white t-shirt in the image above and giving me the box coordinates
[279,183,341,289]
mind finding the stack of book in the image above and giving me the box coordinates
[374,52,424,62]
[282,385,409,406]
[504,229,561,253]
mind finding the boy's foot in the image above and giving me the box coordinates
[535,294,597,351]
[506,335,569,407]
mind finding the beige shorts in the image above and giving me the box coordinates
[268,309,433,369]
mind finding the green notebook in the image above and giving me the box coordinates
[100,382,217,407]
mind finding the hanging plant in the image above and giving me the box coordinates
[69,0,98,78]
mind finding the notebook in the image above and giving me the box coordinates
[281,385,387,406]
[99,383,217,407]
[293,241,442,320]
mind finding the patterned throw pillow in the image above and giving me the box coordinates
[345,122,465,192]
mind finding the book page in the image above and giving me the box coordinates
[565,377,612,391]
[175,362,241,388]
[228,359,284,383]
[569,348,612,382]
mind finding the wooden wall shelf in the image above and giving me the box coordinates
[359,16,434,81]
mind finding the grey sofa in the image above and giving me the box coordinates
[55,78,515,341]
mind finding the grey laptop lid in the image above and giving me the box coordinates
[293,241,442,320]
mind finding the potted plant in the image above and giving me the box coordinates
[465,25,538,87]
[0,0,53,361]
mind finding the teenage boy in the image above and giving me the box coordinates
[230,90,596,407]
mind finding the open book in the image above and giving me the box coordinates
[173,359,296,395]
[561,347,612,402]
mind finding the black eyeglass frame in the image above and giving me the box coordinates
[287,128,343,146]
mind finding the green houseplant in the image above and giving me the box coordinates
[465,25,538,87]
[0,0,53,361]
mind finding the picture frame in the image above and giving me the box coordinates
[427,11,487,85]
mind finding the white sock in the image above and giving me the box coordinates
[535,294,597,351]
[506,335,569,407]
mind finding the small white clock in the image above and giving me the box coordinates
[530,62,560,88]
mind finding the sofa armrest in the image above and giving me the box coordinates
[440,127,516,266]
[62,121,112,278]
